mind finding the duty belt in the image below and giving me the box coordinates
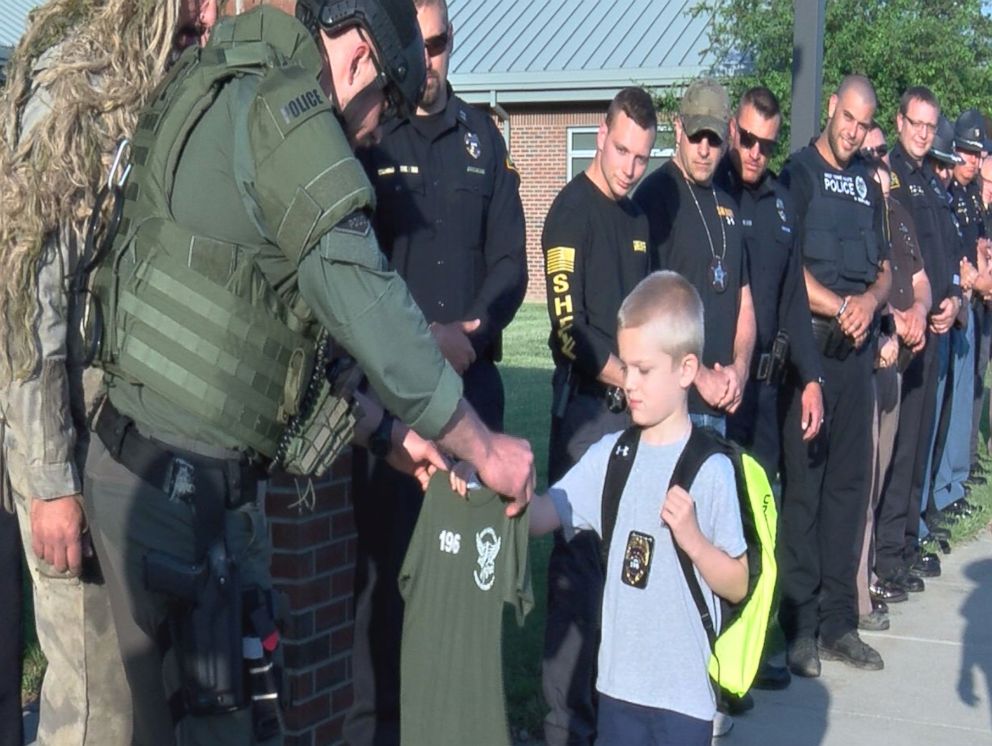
[95,401,262,511]
[573,378,627,413]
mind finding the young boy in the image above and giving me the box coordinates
[454,271,747,743]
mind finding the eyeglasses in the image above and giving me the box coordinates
[859,144,888,160]
[902,113,937,135]
[737,123,777,157]
[424,29,450,57]
[687,130,723,148]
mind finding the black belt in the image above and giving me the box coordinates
[573,379,627,413]
[95,401,261,512]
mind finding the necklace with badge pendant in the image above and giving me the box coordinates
[682,171,728,293]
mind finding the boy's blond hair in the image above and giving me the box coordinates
[617,270,705,361]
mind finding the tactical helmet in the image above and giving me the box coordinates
[296,0,426,117]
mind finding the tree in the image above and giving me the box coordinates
[692,0,992,166]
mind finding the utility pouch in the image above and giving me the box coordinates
[145,541,245,716]
[810,316,853,361]
[276,337,363,477]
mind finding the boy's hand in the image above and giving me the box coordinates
[660,486,703,556]
[448,461,479,498]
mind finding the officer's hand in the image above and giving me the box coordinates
[430,319,480,375]
[385,425,449,491]
[929,297,957,335]
[961,257,979,292]
[660,486,703,555]
[694,366,731,409]
[877,335,899,370]
[475,433,535,516]
[714,363,743,413]
[30,495,92,576]
[799,381,824,442]
[894,305,926,349]
[838,294,875,342]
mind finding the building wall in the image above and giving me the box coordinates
[504,106,606,302]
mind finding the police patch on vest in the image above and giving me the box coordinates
[776,197,787,223]
[336,211,371,237]
[280,88,324,125]
[465,132,481,159]
[823,172,871,206]
[621,531,654,588]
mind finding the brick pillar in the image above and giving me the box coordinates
[266,451,357,745]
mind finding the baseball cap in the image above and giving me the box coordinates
[930,115,964,165]
[954,108,992,153]
[680,78,730,141]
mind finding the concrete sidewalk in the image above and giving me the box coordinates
[726,529,992,746]
[23,531,992,746]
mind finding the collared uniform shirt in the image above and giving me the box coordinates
[714,156,822,386]
[360,91,527,360]
[889,143,957,304]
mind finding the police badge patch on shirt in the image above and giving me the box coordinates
[621,530,654,588]
[465,132,481,159]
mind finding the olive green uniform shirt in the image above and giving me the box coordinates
[399,475,532,746]
[108,27,461,448]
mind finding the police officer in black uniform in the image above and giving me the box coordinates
[778,75,891,676]
[716,86,824,481]
[346,0,527,741]
[873,88,959,601]
[541,87,655,746]
[950,109,992,488]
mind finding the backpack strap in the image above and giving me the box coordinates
[600,426,641,567]
[669,426,725,650]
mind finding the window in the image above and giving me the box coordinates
[567,126,675,182]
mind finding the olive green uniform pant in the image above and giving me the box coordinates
[14,490,130,745]
[84,435,281,746]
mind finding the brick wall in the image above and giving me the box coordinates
[266,454,357,746]
[504,106,607,301]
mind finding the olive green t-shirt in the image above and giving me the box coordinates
[399,474,532,746]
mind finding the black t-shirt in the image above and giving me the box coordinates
[634,160,748,416]
[542,172,650,379]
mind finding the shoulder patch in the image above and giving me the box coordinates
[257,64,333,139]
[335,211,372,237]
[505,153,518,175]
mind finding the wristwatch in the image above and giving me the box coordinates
[369,412,395,458]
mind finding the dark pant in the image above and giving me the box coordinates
[596,695,712,746]
[0,508,22,746]
[778,341,874,644]
[543,369,629,746]
[343,360,503,746]
[727,380,782,481]
[971,302,991,468]
[874,334,945,578]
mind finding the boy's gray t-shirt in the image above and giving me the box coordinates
[549,428,746,722]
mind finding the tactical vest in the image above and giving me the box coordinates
[90,8,372,467]
[792,148,881,294]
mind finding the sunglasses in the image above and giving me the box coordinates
[737,123,778,157]
[687,130,723,148]
[424,29,450,57]
[860,144,888,160]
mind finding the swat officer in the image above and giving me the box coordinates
[716,86,824,480]
[777,75,891,677]
[81,3,534,744]
[346,0,527,741]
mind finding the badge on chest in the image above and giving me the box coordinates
[621,530,655,588]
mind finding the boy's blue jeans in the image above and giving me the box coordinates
[596,694,712,746]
